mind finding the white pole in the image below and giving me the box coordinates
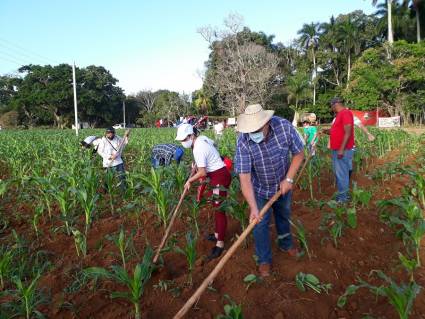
[123,100,126,129]
[72,62,79,136]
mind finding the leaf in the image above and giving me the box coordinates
[243,274,257,283]
[305,274,320,285]
[347,208,357,228]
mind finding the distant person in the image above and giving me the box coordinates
[151,144,184,168]
[175,123,231,260]
[322,97,354,203]
[214,121,225,138]
[97,127,129,190]
[302,120,318,156]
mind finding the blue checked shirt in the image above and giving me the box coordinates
[234,116,305,198]
[152,144,179,166]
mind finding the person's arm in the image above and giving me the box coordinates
[184,167,207,190]
[337,124,353,158]
[239,173,261,222]
[279,151,304,195]
[357,122,375,141]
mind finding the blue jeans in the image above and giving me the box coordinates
[253,192,293,265]
[332,150,353,202]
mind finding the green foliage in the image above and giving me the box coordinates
[175,232,197,284]
[216,294,243,319]
[84,246,155,319]
[337,270,421,319]
[295,272,332,294]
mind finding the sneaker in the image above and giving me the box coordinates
[258,263,271,277]
[207,246,223,260]
[205,233,217,242]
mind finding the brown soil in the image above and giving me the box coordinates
[1,148,425,319]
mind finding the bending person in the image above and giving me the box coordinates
[175,124,231,260]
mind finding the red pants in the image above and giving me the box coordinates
[196,167,231,241]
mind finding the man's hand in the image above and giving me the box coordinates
[280,179,293,195]
[337,149,344,159]
[249,207,261,223]
[184,180,191,191]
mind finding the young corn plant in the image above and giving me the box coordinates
[295,272,332,294]
[32,205,43,239]
[84,246,154,319]
[2,273,45,319]
[75,188,99,235]
[398,252,419,282]
[0,249,13,289]
[108,227,133,270]
[51,187,73,236]
[187,198,201,236]
[290,219,311,259]
[351,182,372,209]
[337,270,421,319]
[175,232,197,285]
[216,294,243,319]
[72,229,87,258]
[141,168,170,229]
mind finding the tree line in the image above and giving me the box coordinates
[1,0,424,128]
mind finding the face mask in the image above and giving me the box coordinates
[181,139,193,149]
[249,131,264,143]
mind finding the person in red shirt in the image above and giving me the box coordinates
[323,97,354,203]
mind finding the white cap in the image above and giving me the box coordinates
[175,123,194,141]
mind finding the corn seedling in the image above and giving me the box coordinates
[72,229,87,258]
[337,270,421,319]
[1,272,46,319]
[295,272,332,294]
[32,205,43,239]
[0,249,12,289]
[290,219,311,259]
[141,168,170,229]
[243,274,261,291]
[398,252,418,282]
[175,232,197,285]
[217,294,243,319]
[84,246,154,319]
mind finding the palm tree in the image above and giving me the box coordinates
[297,22,321,105]
[373,0,394,43]
[193,89,212,114]
[411,0,422,42]
[286,72,310,126]
[337,18,361,87]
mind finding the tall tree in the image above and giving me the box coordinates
[297,22,321,105]
[199,14,279,115]
[337,18,361,86]
[373,0,395,43]
[285,72,311,125]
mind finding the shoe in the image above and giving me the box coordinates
[258,263,271,277]
[205,233,217,242]
[279,246,299,257]
[207,246,223,260]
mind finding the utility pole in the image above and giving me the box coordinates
[72,62,79,136]
[123,100,126,128]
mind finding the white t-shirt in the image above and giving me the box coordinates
[97,136,128,167]
[214,123,224,135]
[193,136,225,173]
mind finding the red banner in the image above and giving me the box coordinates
[350,109,385,126]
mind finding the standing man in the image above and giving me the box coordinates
[151,143,184,168]
[234,104,305,277]
[323,97,354,203]
[97,127,129,190]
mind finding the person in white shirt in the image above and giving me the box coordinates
[175,124,232,260]
[214,121,225,138]
[96,127,129,190]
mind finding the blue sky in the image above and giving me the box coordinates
[0,0,375,95]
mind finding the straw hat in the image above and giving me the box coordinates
[236,104,274,133]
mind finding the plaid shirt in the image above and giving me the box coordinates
[234,116,305,198]
[152,144,179,166]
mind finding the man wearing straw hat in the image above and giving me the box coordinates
[234,104,305,277]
